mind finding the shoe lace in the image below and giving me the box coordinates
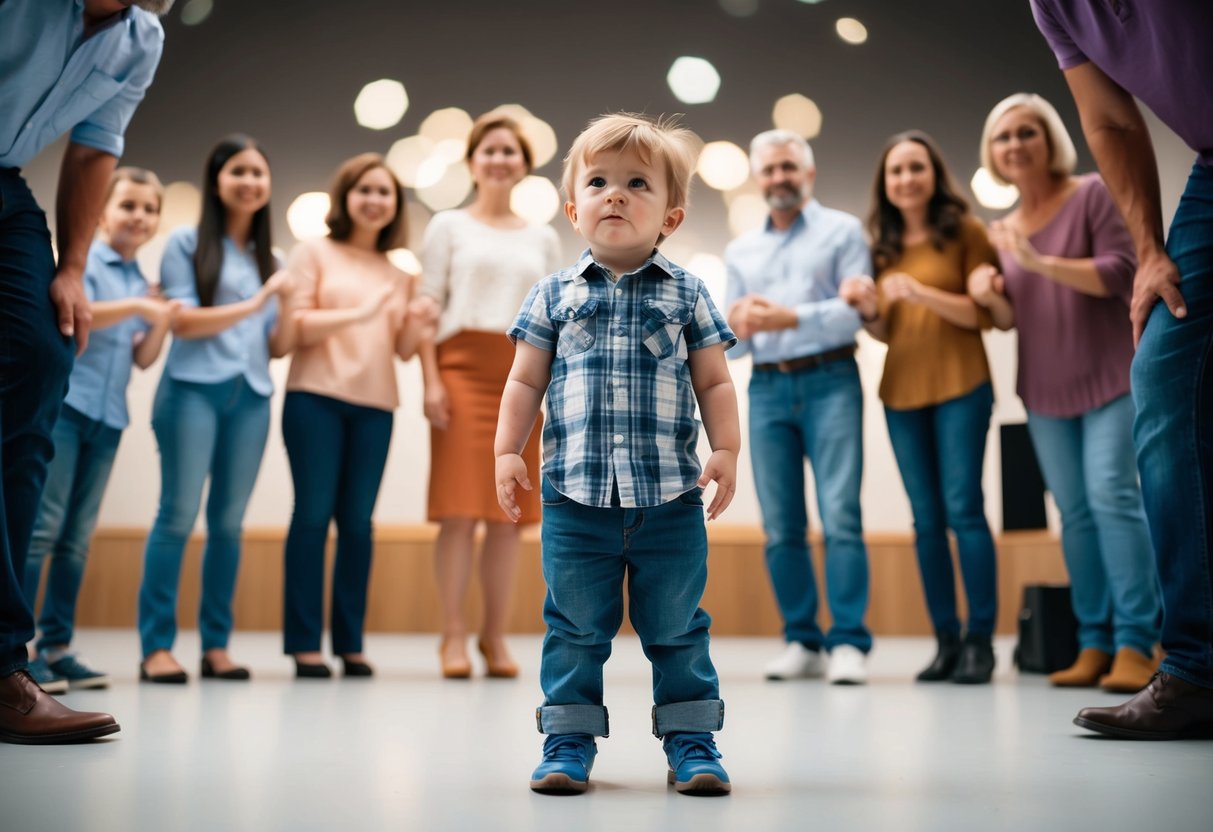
[665,733,722,768]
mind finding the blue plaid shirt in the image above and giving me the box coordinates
[509,249,736,509]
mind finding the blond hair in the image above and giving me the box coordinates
[980,93,1077,186]
[561,113,697,211]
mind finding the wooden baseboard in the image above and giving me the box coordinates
[50,526,1067,636]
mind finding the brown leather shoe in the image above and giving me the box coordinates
[1049,648,1113,687]
[1075,672,1213,740]
[1099,646,1160,693]
[0,669,120,745]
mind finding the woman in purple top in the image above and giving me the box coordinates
[968,93,1161,693]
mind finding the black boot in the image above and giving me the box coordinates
[951,634,995,684]
[916,632,961,682]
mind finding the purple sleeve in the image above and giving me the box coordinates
[1029,0,1090,70]
[1085,178,1136,305]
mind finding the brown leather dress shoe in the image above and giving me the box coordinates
[1074,672,1213,740]
[0,669,120,745]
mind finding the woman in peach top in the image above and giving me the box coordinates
[419,113,561,678]
[841,131,1000,685]
[281,154,436,678]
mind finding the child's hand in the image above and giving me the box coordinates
[495,453,532,523]
[407,295,440,340]
[697,449,737,520]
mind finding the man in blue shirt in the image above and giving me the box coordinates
[0,0,171,744]
[725,130,873,685]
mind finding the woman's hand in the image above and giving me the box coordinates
[881,272,926,304]
[967,263,1006,307]
[988,220,1044,273]
[839,275,879,320]
[424,376,451,430]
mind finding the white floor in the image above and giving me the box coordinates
[2,631,1210,832]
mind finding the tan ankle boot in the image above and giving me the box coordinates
[1049,648,1113,687]
[1099,646,1160,693]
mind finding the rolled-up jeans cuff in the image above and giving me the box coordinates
[536,704,610,737]
[652,699,725,738]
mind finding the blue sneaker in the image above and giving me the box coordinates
[27,656,69,695]
[529,733,597,794]
[46,652,110,690]
[663,732,731,795]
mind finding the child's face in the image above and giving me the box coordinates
[345,166,398,236]
[564,146,684,273]
[216,147,271,216]
[99,179,161,252]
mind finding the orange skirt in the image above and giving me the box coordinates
[428,330,542,523]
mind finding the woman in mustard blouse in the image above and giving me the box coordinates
[841,130,1000,684]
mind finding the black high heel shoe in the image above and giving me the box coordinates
[340,656,374,678]
[200,657,251,681]
[293,658,333,679]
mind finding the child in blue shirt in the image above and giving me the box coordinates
[24,167,179,691]
[496,113,740,796]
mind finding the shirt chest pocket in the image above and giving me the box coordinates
[641,298,692,360]
[50,69,123,135]
[552,298,600,358]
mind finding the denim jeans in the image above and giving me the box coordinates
[1132,163,1213,688]
[281,391,393,655]
[138,374,270,655]
[23,405,122,651]
[884,382,998,637]
[1027,395,1160,656]
[0,169,74,675]
[536,477,724,738]
[747,358,871,652]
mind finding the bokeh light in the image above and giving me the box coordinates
[697,141,751,191]
[419,107,473,143]
[160,181,202,232]
[687,253,728,305]
[772,94,823,139]
[970,167,1020,210]
[387,248,422,275]
[354,79,409,130]
[386,135,436,187]
[836,18,869,45]
[179,0,213,26]
[728,193,769,236]
[417,163,473,212]
[667,57,722,105]
[286,192,331,241]
[719,0,759,17]
[519,116,559,169]
[510,176,562,226]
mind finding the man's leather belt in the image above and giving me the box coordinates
[752,344,856,373]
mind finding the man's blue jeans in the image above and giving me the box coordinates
[1132,163,1213,688]
[1027,395,1160,657]
[0,169,74,676]
[138,375,270,656]
[747,358,871,652]
[536,478,724,738]
[23,405,122,651]
[884,382,998,638]
[281,391,393,655]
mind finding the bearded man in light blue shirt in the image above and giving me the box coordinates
[725,130,874,685]
[0,0,172,745]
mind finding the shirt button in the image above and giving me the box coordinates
[614,288,623,296]
[613,434,624,444]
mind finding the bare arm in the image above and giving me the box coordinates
[689,343,740,520]
[395,294,439,362]
[51,143,118,353]
[967,264,1015,331]
[90,297,159,330]
[133,300,181,369]
[884,272,983,329]
[839,275,890,342]
[493,341,553,523]
[988,221,1108,297]
[174,273,286,340]
[1063,61,1184,343]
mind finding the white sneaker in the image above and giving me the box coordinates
[827,644,868,685]
[764,642,826,680]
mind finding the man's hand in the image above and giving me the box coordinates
[48,267,92,355]
[1131,249,1186,346]
[697,449,737,520]
[495,453,532,523]
[839,275,879,320]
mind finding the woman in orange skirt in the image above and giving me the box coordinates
[419,112,562,678]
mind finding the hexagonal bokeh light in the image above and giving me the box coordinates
[417,163,473,212]
[696,141,750,191]
[970,167,1020,210]
[286,192,331,241]
[420,108,474,143]
[772,94,823,139]
[667,57,722,105]
[354,79,409,130]
[386,135,436,188]
[510,175,562,226]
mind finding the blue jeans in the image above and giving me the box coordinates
[748,358,871,651]
[23,405,122,651]
[0,169,74,675]
[536,478,724,738]
[138,375,270,655]
[1132,163,1213,688]
[884,382,998,637]
[1027,395,1161,656]
[281,391,393,655]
